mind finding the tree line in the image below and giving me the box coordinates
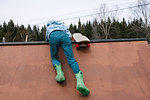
[69,18,148,40]
[0,18,149,42]
[0,20,46,42]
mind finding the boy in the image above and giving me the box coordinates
[46,20,90,96]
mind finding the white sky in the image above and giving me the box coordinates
[0,0,139,27]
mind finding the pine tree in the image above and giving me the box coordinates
[2,21,7,34]
[0,24,3,42]
[32,25,37,41]
[26,25,33,41]
[69,23,74,34]
[73,25,78,33]
[5,20,15,42]
[110,18,121,39]
[85,21,93,39]
[40,25,46,41]
[119,18,128,38]
[13,26,18,42]
[80,23,86,36]
[17,25,27,42]
[77,18,82,33]
[32,25,40,41]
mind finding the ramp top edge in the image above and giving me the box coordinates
[0,38,147,46]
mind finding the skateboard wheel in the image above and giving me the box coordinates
[87,43,90,47]
[76,44,79,48]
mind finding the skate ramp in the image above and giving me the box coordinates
[0,40,150,100]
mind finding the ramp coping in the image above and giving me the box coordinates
[0,38,146,46]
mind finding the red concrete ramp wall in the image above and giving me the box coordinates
[0,41,150,100]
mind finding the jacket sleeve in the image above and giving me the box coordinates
[63,24,72,38]
[66,28,72,38]
[46,31,49,42]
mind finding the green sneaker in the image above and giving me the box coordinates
[55,65,65,83]
[75,71,90,96]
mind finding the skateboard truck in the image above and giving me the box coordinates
[75,42,90,48]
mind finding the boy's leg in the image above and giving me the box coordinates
[60,32,90,96]
[60,33,80,74]
[49,32,60,66]
[49,32,65,82]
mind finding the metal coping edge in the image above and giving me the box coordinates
[0,38,147,46]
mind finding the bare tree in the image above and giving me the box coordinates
[96,3,118,39]
[130,0,150,39]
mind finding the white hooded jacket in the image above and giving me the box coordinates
[46,20,72,41]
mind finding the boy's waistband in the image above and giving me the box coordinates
[51,30,63,33]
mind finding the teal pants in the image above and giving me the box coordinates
[49,31,80,74]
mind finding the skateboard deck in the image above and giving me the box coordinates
[73,33,90,48]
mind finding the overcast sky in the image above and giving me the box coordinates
[0,0,139,27]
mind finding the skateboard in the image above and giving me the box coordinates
[72,33,90,48]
